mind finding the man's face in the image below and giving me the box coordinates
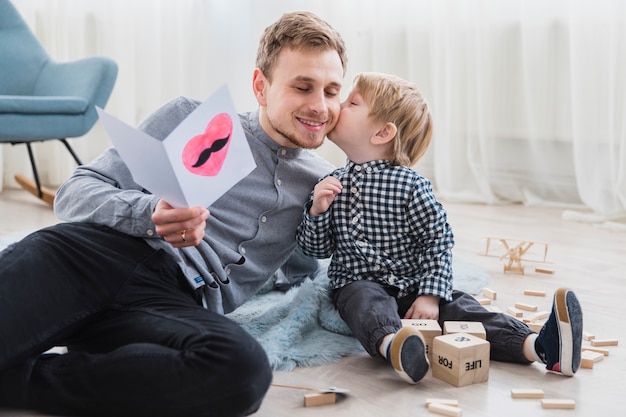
[254,47,344,149]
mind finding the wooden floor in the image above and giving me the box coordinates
[1,188,625,417]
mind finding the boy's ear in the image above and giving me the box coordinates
[371,122,397,145]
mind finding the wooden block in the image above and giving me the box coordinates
[432,333,490,387]
[511,388,544,399]
[523,289,546,297]
[527,322,544,332]
[474,297,492,305]
[506,306,524,317]
[582,346,610,356]
[585,351,605,362]
[504,265,524,274]
[482,287,497,300]
[425,399,460,407]
[444,321,486,340]
[304,392,336,407]
[583,331,595,341]
[402,319,442,362]
[535,267,555,274]
[514,302,538,312]
[581,350,604,368]
[427,402,463,417]
[591,339,618,347]
[527,311,549,322]
[541,399,576,409]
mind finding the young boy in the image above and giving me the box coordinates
[296,72,582,384]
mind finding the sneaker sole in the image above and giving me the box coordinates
[554,288,583,376]
[389,328,430,384]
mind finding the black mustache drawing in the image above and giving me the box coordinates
[191,136,230,168]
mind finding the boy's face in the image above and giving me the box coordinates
[328,88,380,158]
[254,47,343,149]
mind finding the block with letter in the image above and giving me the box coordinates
[443,321,486,340]
[402,319,442,362]
[432,333,490,387]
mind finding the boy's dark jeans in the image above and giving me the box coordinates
[333,280,534,362]
[0,223,271,417]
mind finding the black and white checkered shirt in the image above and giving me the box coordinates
[297,160,454,301]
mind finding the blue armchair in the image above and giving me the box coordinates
[0,0,118,204]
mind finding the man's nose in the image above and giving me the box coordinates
[308,90,328,114]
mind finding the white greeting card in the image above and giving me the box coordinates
[96,85,256,208]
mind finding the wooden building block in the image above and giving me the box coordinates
[482,287,497,300]
[591,339,618,347]
[523,289,546,297]
[511,388,545,399]
[432,333,490,387]
[304,392,336,407]
[444,321,486,340]
[402,319,442,362]
[427,402,463,417]
[583,331,595,341]
[581,350,604,369]
[506,306,524,317]
[527,311,550,322]
[527,322,544,332]
[514,302,538,312]
[474,297,492,305]
[541,399,576,409]
[425,399,459,408]
[582,346,610,356]
[535,267,555,274]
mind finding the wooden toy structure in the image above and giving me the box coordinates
[480,237,553,274]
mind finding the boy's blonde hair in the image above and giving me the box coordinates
[256,11,348,82]
[354,72,433,166]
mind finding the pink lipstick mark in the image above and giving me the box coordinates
[182,113,233,176]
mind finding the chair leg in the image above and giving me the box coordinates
[59,138,83,165]
[25,142,44,199]
[12,139,79,206]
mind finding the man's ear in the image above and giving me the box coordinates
[371,122,397,145]
[252,68,268,106]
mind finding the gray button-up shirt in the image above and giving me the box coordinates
[54,97,334,314]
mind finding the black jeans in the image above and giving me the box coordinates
[333,280,534,363]
[0,223,272,417]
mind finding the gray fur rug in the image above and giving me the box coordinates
[226,256,490,371]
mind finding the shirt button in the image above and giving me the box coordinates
[241,247,246,254]
[261,216,267,223]
[225,268,231,275]
[366,167,373,173]
[146,229,154,236]
[276,179,282,186]
[350,187,357,194]
[281,149,287,156]
[355,165,362,172]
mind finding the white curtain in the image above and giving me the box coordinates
[4,0,625,228]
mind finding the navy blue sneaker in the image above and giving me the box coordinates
[387,326,430,384]
[535,287,583,376]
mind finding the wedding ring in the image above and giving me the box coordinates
[180,230,186,242]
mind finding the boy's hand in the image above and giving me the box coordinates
[309,176,342,216]
[152,200,210,247]
[404,295,440,320]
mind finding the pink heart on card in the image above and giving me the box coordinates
[182,112,233,176]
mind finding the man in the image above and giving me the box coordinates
[0,11,346,417]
